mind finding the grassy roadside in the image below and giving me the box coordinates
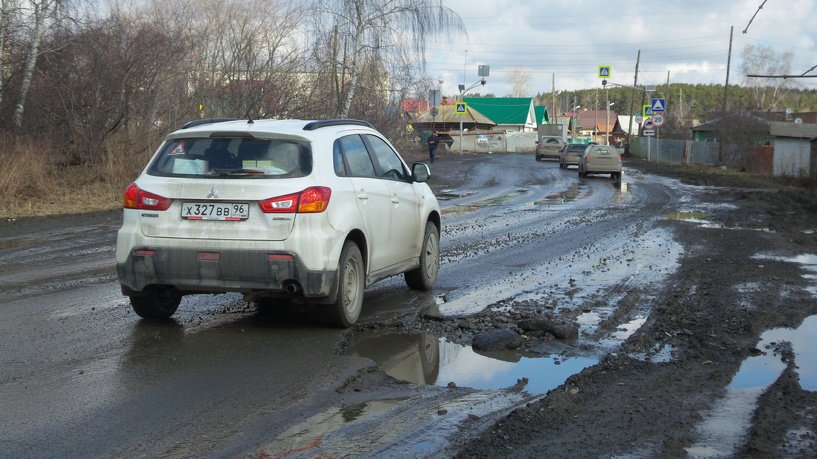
[0,136,151,219]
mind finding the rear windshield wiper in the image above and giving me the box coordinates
[208,168,265,176]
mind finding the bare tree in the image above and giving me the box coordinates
[314,0,464,118]
[508,67,531,97]
[14,0,56,128]
[742,44,794,111]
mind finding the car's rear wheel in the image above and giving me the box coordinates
[405,222,440,291]
[325,241,364,328]
[130,286,182,320]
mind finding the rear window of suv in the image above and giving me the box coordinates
[147,136,312,178]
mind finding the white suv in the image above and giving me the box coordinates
[116,118,441,327]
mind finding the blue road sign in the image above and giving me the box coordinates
[651,98,666,113]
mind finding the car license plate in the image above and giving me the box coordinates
[181,202,249,221]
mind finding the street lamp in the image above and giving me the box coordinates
[458,65,489,155]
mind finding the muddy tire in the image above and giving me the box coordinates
[405,222,440,291]
[325,241,365,328]
[130,287,181,320]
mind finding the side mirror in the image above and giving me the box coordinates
[412,162,431,183]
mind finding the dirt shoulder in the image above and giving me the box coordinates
[454,160,817,456]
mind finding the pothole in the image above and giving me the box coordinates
[346,332,597,395]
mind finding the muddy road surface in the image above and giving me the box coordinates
[1,152,816,457]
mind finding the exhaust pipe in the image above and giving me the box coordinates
[284,281,301,294]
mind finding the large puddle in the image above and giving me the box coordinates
[346,332,597,395]
[665,211,774,233]
[686,313,817,457]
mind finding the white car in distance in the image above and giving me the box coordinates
[116,118,441,327]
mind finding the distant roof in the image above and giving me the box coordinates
[411,104,495,125]
[402,99,430,113]
[463,97,534,125]
[534,105,550,125]
[768,121,817,139]
[573,110,620,133]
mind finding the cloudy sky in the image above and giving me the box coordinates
[424,0,817,97]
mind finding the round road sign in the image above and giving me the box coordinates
[634,115,643,124]
[642,118,655,130]
[652,113,665,127]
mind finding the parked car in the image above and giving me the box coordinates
[577,144,622,181]
[535,136,565,161]
[116,118,441,327]
[559,143,587,168]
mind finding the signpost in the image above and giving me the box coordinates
[455,102,467,115]
[598,66,611,78]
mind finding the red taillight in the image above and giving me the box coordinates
[298,187,331,213]
[259,192,299,213]
[133,249,155,256]
[123,183,173,211]
[259,187,332,214]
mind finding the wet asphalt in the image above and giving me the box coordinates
[0,152,690,457]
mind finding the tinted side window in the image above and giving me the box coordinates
[366,135,407,181]
[333,139,346,176]
[339,135,376,178]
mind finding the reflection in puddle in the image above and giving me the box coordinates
[264,398,408,455]
[533,182,585,205]
[347,333,597,395]
[686,314,817,457]
[260,391,525,458]
[444,191,526,215]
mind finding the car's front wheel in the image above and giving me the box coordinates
[129,286,182,320]
[405,222,440,291]
[325,241,365,328]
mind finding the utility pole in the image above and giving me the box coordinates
[719,26,734,165]
[627,50,640,154]
[594,88,598,144]
[552,73,557,126]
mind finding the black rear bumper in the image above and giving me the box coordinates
[117,247,337,300]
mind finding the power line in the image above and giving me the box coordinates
[743,0,768,34]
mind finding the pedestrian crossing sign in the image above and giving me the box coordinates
[598,66,611,78]
[455,102,468,115]
[642,104,654,118]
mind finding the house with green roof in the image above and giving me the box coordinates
[462,97,538,132]
[534,105,550,126]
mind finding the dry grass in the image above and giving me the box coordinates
[0,135,150,219]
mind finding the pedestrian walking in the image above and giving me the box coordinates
[427,131,440,163]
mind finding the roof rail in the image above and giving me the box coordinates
[181,117,238,129]
[303,119,374,131]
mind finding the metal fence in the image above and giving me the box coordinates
[630,137,720,166]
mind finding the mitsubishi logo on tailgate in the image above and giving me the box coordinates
[206,187,219,199]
